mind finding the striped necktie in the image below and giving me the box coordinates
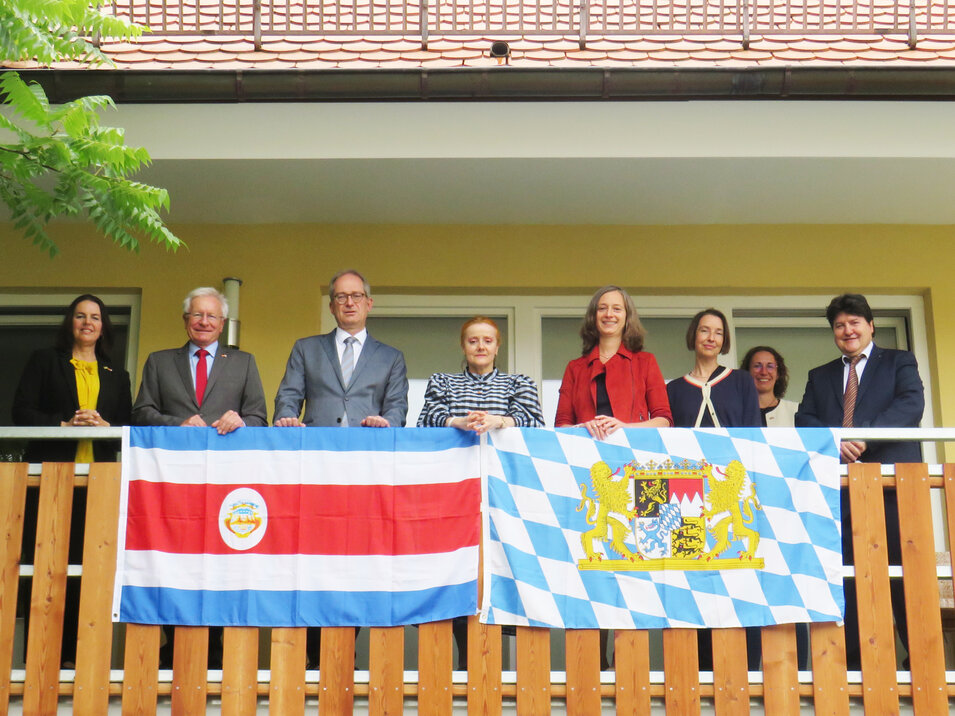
[842,354,862,428]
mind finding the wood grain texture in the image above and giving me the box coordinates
[809,621,849,716]
[121,624,160,716]
[418,621,453,715]
[170,626,209,715]
[846,462,899,715]
[662,628,700,715]
[895,463,947,715]
[516,627,550,715]
[711,628,749,716]
[368,626,403,716]
[466,618,502,716]
[23,463,74,716]
[221,627,259,716]
[268,627,305,716]
[74,463,121,716]
[564,629,600,715]
[318,627,355,716]
[761,623,799,714]
[0,463,27,715]
[613,629,650,716]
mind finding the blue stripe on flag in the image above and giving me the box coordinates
[525,521,575,563]
[521,428,569,464]
[501,543,549,592]
[488,576,526,620]
[118,581,477,627]
[127,426,479,452]
[487,475,520,518]
[494,452,544,492]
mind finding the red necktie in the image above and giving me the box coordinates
[195,349,208,407]
[842,355,862,428]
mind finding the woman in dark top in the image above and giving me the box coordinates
[12,294,131,667]
[666,308,760,429]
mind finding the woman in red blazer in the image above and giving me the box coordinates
[555,285,672,438]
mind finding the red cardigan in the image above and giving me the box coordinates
[555,345,672,427]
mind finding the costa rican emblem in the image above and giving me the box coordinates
[219,487,267,551]
[576,458,763,571]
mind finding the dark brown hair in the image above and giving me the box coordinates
[740,345,789,399]
[685,308,730,355]
[55,294,115,361]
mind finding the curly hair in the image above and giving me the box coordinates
[740,345,789,399]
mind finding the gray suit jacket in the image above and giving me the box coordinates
[132,343,268,427]
[273,331,408,427]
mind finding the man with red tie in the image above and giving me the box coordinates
[133,286,267,433]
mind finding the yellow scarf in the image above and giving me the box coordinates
[70,359,100,463]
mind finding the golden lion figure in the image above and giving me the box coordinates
[701,460,762,561]
[577,461,639,562]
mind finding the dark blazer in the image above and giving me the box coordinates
[132,343,267,427]
[795,344,924,463]
[12,347,132,462]
[273,331,408,427]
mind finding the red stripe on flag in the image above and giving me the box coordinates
[124,479,481,556]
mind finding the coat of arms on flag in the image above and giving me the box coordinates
[577,457,763,570]
[482,427,844,631]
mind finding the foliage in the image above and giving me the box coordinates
[0,0,182,256]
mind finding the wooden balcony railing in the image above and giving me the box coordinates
[102,0,955,49]
[1,427,955,713]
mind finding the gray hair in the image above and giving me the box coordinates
[182,287,229,319]
[328,269,372,299]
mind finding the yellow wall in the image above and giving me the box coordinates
[2,222,952,430]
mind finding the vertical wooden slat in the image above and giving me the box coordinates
[268,627,305,716]
[23,462,74,716]
[74,463,121,715]
[466,618,502,716]
[0,463,28,715]
[761,623,799,714]
[809,621,849,715]
[847,462,899,714]
[170,626,208,714]
[368,626,404,715]
[613,629,649,715]
[418,620,453,714]
[516,626,550,714]
[221,627,259,716]
[122,623,160,716]
[318,627,355,715]
[711,628,749,715]
[565,629,600,715]
[662,628,700,715]
[895,463,947,713]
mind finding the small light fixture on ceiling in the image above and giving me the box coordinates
[489,41,511,65]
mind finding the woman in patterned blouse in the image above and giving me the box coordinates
[417,316,544,431]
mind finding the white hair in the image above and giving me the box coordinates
[182,287,229,319]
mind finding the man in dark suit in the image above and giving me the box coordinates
[795,292,924,669]
[133,287,267,432]
[273,269,408,429]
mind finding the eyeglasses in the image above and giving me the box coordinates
[333,292,367,304]
[186,312,223,323]
[751,362,777,371]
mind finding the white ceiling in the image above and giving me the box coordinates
[102,100,955,225]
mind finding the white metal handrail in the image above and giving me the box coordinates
[103,0,955,48]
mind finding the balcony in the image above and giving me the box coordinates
[1,426,954,713]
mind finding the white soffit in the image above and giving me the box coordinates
[114,101,955,224]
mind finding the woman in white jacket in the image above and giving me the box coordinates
[741,345,798,427]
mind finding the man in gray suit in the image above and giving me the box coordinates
[133,287,268,433]
[274,269,408,428]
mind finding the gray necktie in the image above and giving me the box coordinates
[341,336,357,386]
